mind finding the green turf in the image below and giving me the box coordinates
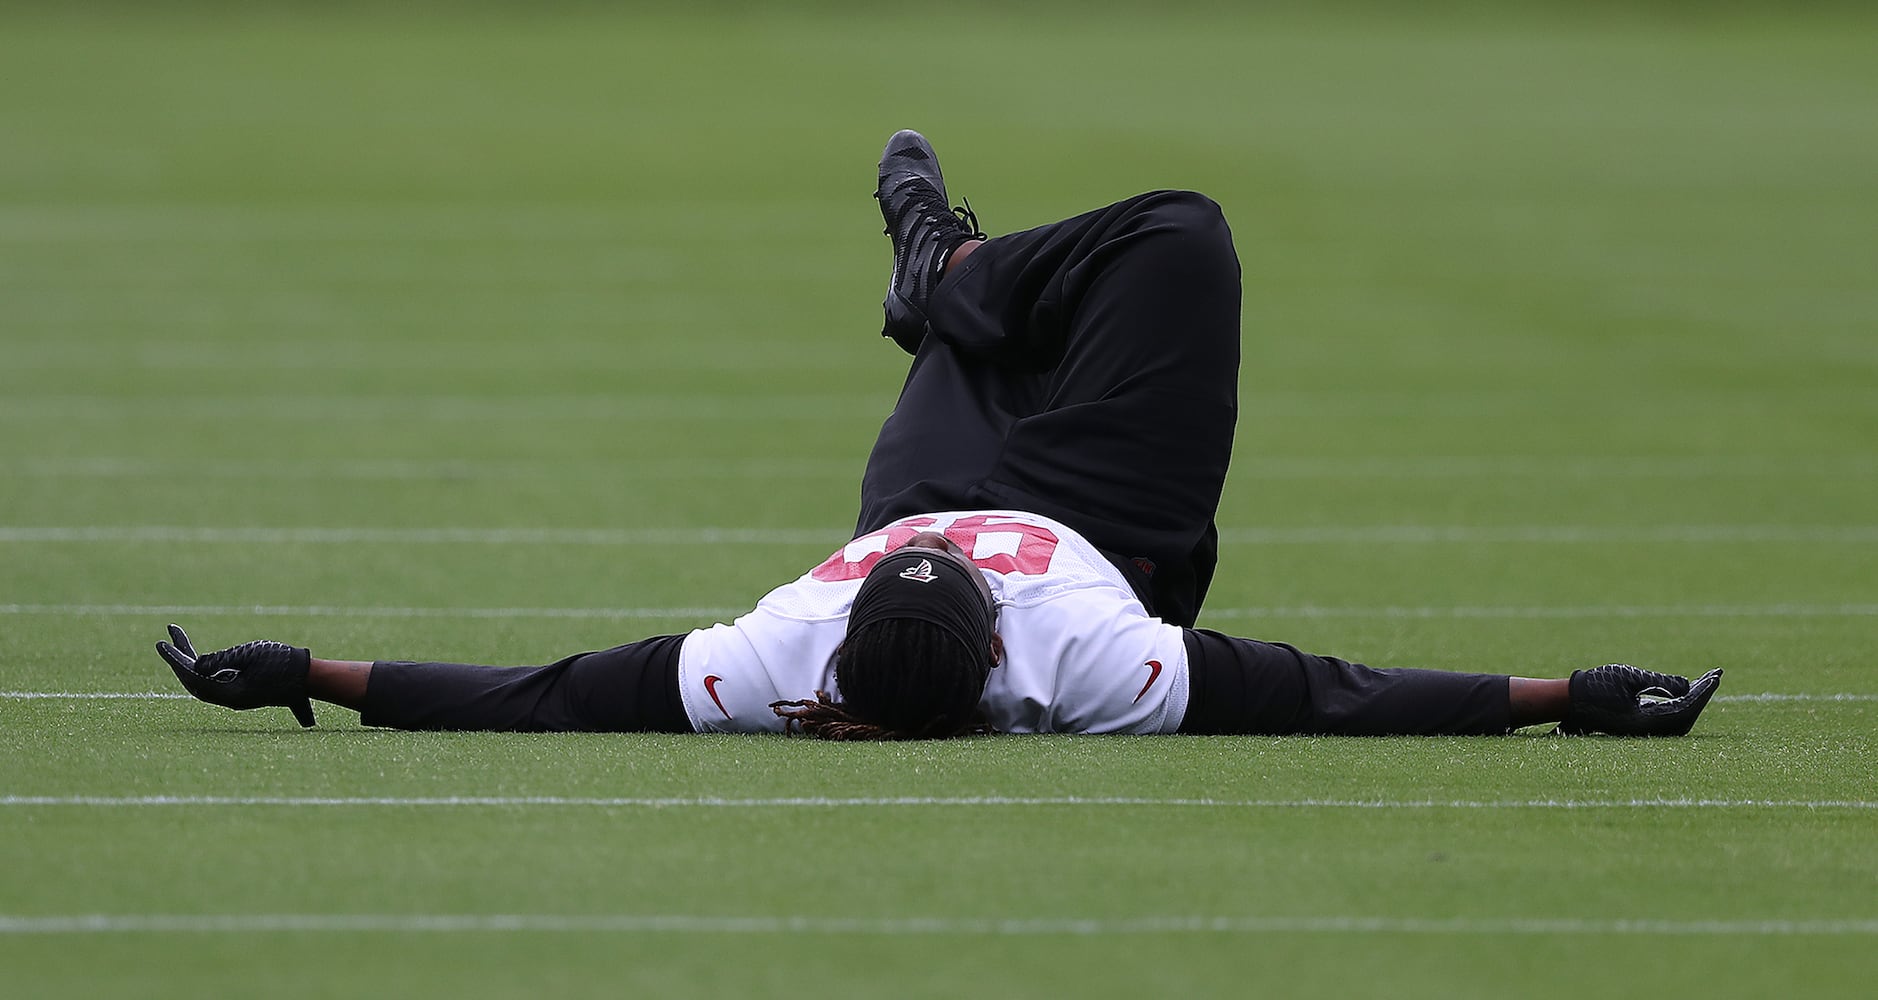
[1,3,1874,998]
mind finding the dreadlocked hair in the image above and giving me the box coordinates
[768,619,994,741]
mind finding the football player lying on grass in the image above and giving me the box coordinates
[156,130,1722,740]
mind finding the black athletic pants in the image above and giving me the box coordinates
[858,190,1241,629]
[359,192,1509,735]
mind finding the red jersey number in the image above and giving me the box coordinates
[810,515,1060,582]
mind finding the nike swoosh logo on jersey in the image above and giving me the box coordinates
[703,674,731,719]
[1133,659,1163,704]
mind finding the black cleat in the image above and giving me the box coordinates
[157,624,316,728]
[1556,663,1722,737]
[875,129,984,353]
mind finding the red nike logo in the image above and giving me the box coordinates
[1133,659,1163,704]
[703,674,731,719]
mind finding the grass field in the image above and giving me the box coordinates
[1,3,1874,997]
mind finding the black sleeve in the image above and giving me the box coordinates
[1178,628,1512,736]
[359,634,692,733]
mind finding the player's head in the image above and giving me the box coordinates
[773,534,999,739]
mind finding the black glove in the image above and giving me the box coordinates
[1557,663,1722,737]
[157,624,316,728]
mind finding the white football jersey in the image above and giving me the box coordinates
[676,510,1190,735]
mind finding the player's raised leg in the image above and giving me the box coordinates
[858,131,1240,625]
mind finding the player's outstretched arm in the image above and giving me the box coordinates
[155,624,692,733]
[1181,631,1721,737]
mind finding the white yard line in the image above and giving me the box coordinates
[3,602,1874,621]
[3,691,1870,704]
[7,456,1872,480]
[1199,603,1878,619]
[4,524,1877,544]
[1216,525,1878,543]
[0,526,838,545]
[1,457,856,481]
[1,795,1871,809]
[0,395,881,422]
[1713,693,1878,703]
[0,603,744,619]
[0,692,194,700]
[0,913,1870,936]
